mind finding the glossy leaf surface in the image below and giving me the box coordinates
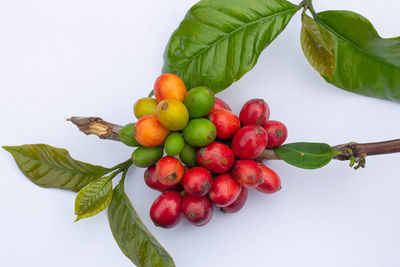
[274,142,340,169]
[315,10,400,102]
[3,144,110,192]
[301,14,335,79]
[75,176,113,221]
[108,184,175,267]
[163,0,299,93]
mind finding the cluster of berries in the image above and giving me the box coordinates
[122,73,288,228]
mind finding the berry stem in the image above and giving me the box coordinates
[68,116,400,168]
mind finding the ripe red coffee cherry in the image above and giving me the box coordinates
[231,125,268,159]
[208,97,231,115]
[197,142,235,173]
[221,187,248,213]
[182,195,213,226]
[208,110,240,139]
[156,156,184,186]
[239,99,270,125]
[232,160,263,188]
[208,173,241,207]
[144,166,176,192]
[256,164,281,194]
[263,120,288,148]
[182,167,213,196]
[150,191,183,228]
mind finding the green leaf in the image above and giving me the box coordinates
[274,142,340,169]
[300,14,335,79]
[74,176,113,222]
[3,144,110,192]
[108,184,175,267]
[314,10,400,102]
[163,0,299,93]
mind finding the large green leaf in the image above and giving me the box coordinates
[274,142,340,169]
[75,176,113,222]
[108,184,175,267]
[300,14,335,79]
[314,10,400,102]
[3,144,110,192]
[163,0,299,93]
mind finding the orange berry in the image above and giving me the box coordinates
[134,115,170,147]
[156,156,184,186]
[154,73,187,102]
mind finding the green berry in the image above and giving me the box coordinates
[182,118,217,147]
[131,146,163,168]
[164,133,185,156]
[119,123,140,147]
[179,143,198,167]
[184,86,215,118]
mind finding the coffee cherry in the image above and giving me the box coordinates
[208,97,231,115]
[208,173,241,207]
[134,97,158,119]
[182,195,213,226]
[256,164,281,194]
[208,110,240,139]
[179,143,198,167]
[263,120,288,148]
[182,118,217,147]
[134,115,170,147]
[164,133,185,156]
[232,160,263,188]
[184,86,215,118]
[144,166,177,192]
[239,99,270,125]
[231,125,268,159]
[154,73,186,102]
[131,146,163,168]
[150,191,183,228]
[119,123,140,147]
[221,187,248,213]
[197,142,235,173]
[156,156,184,186]
[182,167,213,196]
[156,99,189,131]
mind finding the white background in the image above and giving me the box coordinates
[1,0,400,266]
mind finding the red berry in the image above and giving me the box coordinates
[197,142,235,173]
[256,164,281,194]
[263,120,288,148]
[150,191,183,228]
[156,156,184,186]
[144,166,176,192]
[182,195,213,226]
[231,125,268,159]
[208,173,241,207]
[182,167,213,196]
[208,97,231,115]
[208,110,240,139]
[221,187,248,213]
[232,160,263,188]
[239,99,270,125]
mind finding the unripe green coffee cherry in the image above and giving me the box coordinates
[179,143,198,167]
[119,123,140,147]
[182,118,217,147]
[164,133,185,156]
[184,86,215,118]
[131,146,163,168]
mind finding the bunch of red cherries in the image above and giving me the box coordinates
[146,98,288,228]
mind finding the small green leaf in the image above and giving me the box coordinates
[3,144,110,192]
[274,142,340,169]
[108,184,175,267]
[300,14,335,79]
[314,10,400,102]
[163,0,299,93]
[74,176,113,222]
